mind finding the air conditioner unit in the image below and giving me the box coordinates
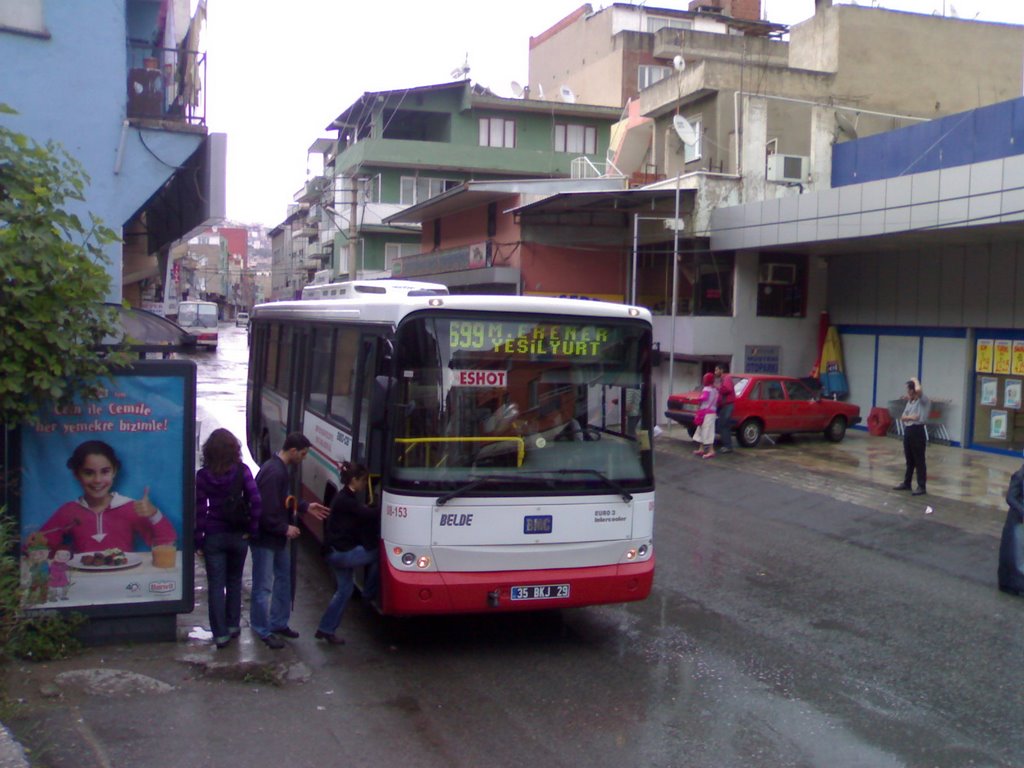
[766,154,809,183]
[759,263,797,285]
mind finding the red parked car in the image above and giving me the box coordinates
[665,373,862,447]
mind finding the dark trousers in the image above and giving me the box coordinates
[203,531,249,643]
[717,403,734,450]
[903,423,927,488]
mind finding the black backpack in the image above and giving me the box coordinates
[220,466,251,532]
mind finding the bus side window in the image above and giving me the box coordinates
[328,328,360,427]
[307,327,333,415]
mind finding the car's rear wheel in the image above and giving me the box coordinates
[737,419,763,448]
[825,416,848,442]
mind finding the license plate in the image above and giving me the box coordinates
[510,584,570,601]
[523,514,552,534]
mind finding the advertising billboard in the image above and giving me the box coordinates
[15,360,195,617]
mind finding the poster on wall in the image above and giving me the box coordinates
[1006,380,1023,410]
[744,345,781,374]
[994,340,1013,375]
[990,409,1009,440]
[981,377,999,406]
[17,361,195,614]
[976,339,994,373]
[1013,341,1024,376]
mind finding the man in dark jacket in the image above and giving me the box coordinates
[250,432,329,649]
[715,365,736,454]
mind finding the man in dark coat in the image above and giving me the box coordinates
[249,432,328,649]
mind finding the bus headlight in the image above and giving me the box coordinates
[625,548,637,560]
[417,555,431,569]
[638,544,649,557]
[401,552,416,566]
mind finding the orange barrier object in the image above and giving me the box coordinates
[867,407,893,436]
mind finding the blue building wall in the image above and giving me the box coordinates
[832,97,1024,188]
[0,1,204,299]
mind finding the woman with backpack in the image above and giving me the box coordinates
[196,428,261,649]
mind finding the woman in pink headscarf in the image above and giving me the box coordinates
[692,372,720,459]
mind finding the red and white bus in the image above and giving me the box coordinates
[246,283,655,615]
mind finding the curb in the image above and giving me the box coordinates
[0,722,29,768]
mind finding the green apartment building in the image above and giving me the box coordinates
[290,80,621,291]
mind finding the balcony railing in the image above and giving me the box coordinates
[572,155,624,180]
[127,42,206,126]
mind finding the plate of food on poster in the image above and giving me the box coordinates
[69,548,142,571]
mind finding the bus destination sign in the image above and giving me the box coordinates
[449,320,613,360]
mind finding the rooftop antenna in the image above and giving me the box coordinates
[510,81,524,98]
[559,84,577,103]
[451,52,470,80]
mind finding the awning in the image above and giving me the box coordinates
[102,303,197,353]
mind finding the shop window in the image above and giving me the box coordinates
[693,252,733,316]
[972,337,1024,452]
[757,254,807,318]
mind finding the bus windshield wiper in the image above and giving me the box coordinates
[437,470,632,504]
[552,469,633,501]
[436,475,526,505]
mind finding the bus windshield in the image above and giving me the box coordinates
[178,302,218,328]
[388,314,653,493]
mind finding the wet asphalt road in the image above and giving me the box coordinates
[6,324,1022,767]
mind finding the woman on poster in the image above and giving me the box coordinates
[36,440,177,555]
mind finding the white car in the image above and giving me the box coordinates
[235,312,249,328]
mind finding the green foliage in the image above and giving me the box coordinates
[0,105,130,428]
[0,510,84,662]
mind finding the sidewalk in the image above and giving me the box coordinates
[659,423,1019,537]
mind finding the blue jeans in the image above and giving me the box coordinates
[249,543,291,638]
[317,545,379,635]
[203,531,249,644]
[717,403,734,450]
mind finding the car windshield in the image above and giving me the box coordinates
[386,313,654,494]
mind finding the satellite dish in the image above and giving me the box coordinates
[511,81,524,98]
[673,55,686,72]
[559,84,576,104]
[537,83,545,99]
[672,114,698,146]
[835,111,859,140]
[451,52,470,80]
